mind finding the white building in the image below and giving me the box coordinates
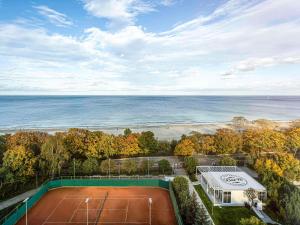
[196,166,266,209]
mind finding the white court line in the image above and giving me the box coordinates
[68,198,84,222]
[42,197,65,225]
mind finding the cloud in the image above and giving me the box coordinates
[83,0,155,25]
[160,0,177,6]
[1,0,300,94]
[34,5,73,27]
[223,57,300,75]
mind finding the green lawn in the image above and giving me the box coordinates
[194,185,256,225]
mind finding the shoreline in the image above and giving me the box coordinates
[0,120,294,140]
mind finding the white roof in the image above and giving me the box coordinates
[200,170,266,191]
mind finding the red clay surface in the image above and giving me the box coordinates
[16,187,177,225]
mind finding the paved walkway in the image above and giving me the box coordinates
[0,188,38,211]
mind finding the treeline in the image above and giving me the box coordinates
[255,162,300,225]
[175,125,300,156]
[0,128,176,184]
[172,176,210,225]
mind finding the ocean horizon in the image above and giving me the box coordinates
[0,95,299,131]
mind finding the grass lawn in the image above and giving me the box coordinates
[194,185,256,225]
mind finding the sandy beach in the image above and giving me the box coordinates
[0,120,293,140]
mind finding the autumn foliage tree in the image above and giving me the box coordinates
[2,146,37,180]
[174,139,195,156]
[243,129,286,156]
[214,128,242,154]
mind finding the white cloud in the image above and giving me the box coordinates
[1,0,300,94]
[34,5,73,27]
[83,0,155,25]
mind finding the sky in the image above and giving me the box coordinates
[0,0,300,95]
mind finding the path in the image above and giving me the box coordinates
[0,188,38,211]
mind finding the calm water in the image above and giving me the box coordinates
[0,96,299,130]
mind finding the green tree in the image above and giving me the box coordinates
[0,135,7,164]
[283,189,300,225]
[157,140,172,155]
[40,134,70,177]
[82,158,99,174]
[240,216,265,225]
[158,159,172,174]
[139,159,154,174]
[2,146,37,179]
[214,128,242,154]
[124,128,132,136]
[219,156,237,166]
[138,131,158,153]
[122,159,138,174]
[184,156,198,175]
[100,159,116,175]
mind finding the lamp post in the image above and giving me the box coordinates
[148,198,152,225]
[73,158,76,179]
[109,158,111,178]
[147,157,150,177]
[23,197,29,225]
[85,198,89,225]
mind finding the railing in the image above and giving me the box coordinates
[0,177,182,225]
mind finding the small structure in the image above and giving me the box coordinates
[196,166,266,208]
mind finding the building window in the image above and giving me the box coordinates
[223,191,231,203]
[258,192,266,202]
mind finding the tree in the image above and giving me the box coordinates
[158,159,172,174]
[2,146,37,179]
[188,132,215,154]
[86,132,116,159]
[254,119,278,130]
[243,129,286,156]
[254,158,283,177]
[139,159,154,174]
[272,152,300,181]
[184,156,198,175]
[0,135,7,164]
[218,156,237,166]
[100,159,116,175]
[116,134,141,156]
[64,128,90,158]
[6,131,48,155]
[157,140,172,155]
[231,116,249,131]
[82,158,99,174]
[240,216,265,225]
[172,176,189,193]
[124,128,132,136]
[283,189,300,225]
[122,159,138,174]
[244,188,257,207]
[174,139,195,156]
[138,131,158,153]
[286,127,300,156]
[40,134,70,177]
[185,192,202,225]
[214,128,242,154]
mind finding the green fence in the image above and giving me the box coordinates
[1,178,182,225]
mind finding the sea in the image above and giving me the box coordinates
[0,96,299,131]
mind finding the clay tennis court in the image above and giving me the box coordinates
[16,187,177,225]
